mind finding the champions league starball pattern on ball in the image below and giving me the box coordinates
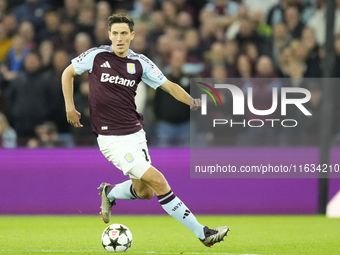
[101,224,133,252]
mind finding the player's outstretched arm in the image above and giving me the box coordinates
[61,64,83,128]
[160,80,201,110]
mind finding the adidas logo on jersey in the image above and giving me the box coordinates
[100,73,136,87]
[100,61,111,68]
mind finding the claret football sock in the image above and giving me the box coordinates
[157,190,205,239]
[107,180,139,202]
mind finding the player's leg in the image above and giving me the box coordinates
[130,178,154,200]
[97,178,154,224]
[135,166,205,238]
[99,180,139,202]
[133,165,229,246]
[97,130,156,222]
[97,131,229,246]
[98,178,154,223]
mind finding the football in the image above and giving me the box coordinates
[101,223,133,252]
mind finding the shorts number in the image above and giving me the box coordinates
[142,149,149,162]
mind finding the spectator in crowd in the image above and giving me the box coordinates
[205,0,239,17]
[39,40,54,71]
[243,42,259,74]
[176,11,194,35]
[224,40,239,77]
[0,0,7,21]
[93,20,111,46]
[279,58,306,146]
[202,40,237,77]
[0,22,12,63]
[49,50,74,147]
[267,0,315,27]
[154,48,191,147]
[184,29,203,63]
[18,21,36,49]
[130,35,149,55]
[162,0,177,25]
[199,8,214,27]
[243,0,278,19]
[6,0,25,12]
[209,41,225,64]
[333,35,340,77]
[169,0,196,15]
[4,51,55,144]
[71,80,96,146]
[0,82,4,113]
[280,64,321,146]
[147,11,166,53]
[250,9,272,36]
[225,4,248,41]
[134,21,149,38]
[96,1,112,22]
[267,23,291,68]
[12,0,50,36]
[0,111,17,148]
[286,59,305,82]
[228,6,272,40]
[27,121,65,148]
[284,5,305,39]
[53,19,76,54]
[238,56,281,146]
[108,0,134,12]
[301,27,320,65]
[290,39,322,77]
[199,18,224,53]
[0,34,29,87]
[235,18,268,55]
[74,32,92,57]
[236,54,253,78]
[81,0,96,9]
[77,7,95,37]
[60,0,79,23]
[255,55,277,78]
[206,63,234,146]
[308,0,340,46]
[201,41,224,77]
[266,0,287,27]
[211,63,228,79]
[153,35,173,70]
[38,10,60,43]
[2,14,17,37]
[130,0,155,27]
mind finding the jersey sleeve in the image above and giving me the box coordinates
[71,47,106,75]
[139,55,167,90]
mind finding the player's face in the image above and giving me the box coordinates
[108,23,135,57]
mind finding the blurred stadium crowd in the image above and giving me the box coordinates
[0,0,340,148]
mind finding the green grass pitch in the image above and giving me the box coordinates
[0,215,339,255]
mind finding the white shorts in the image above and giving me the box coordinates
[97,129,152,180]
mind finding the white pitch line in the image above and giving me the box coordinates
[131,252,277,255]
[0,250,278,255]
[0,251,102,253]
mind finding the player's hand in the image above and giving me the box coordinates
[190,98,201,111]
[66,109,83,128]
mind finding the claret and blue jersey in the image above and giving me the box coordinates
[71,45,167,136]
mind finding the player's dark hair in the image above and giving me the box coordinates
[108,14,134,32]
